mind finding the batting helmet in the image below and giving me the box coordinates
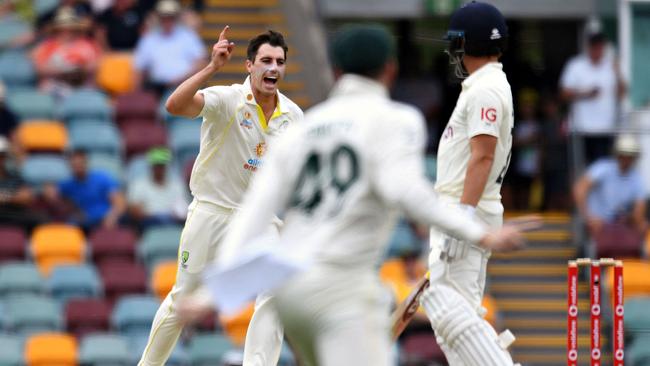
[445,1,508,78]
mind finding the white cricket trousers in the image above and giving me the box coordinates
[272,265,392,366]
[138,199,284,366]
[420,197,515,365]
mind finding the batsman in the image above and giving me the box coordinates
[419,2,518,365]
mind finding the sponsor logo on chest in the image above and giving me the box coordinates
[243,142,267,172]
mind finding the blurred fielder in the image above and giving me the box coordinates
[419,2,518,365]
[191,25,536,366]
[138,27,303,366]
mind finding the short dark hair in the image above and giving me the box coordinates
[246,30,288,62]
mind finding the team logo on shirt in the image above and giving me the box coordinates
[243,142,266,172]
[180,250,189,269]
[240,110,254,129]
[480,107,497,123]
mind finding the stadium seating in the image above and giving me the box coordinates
[0,333,23,366]
[0,261,44,297]
[5,294,62,335]
[69,121,122,157]
[0,226,26,263]
[79,333,131,365]
[169,120,201,167]
[88,153,125,182]
[21,154,70,187]
[0,16,31,48]
[99,260,147,302]
[47,264,102,305]
[188,333,234,366]
[6,89,56,121]
[624,297,650,340]
[126,153,180,182]
[220,302,255,346]
[34,0,59,16]
[0,50,35,87]
[605,260,650,299]
[122,121,168,158]
[65,298,111,338]
[138,225,182,269]
[30,224,85,276]
[115,90,158,126]
[424,155,437,182]
[627,334,650,365]
[24,332,77,366]
[88,226,137,265]
[385,222,419,258]
[16,120,68,153]
[151,260,177,300]
[110,295,159,336]
[60,88,112,123]
[96,53,135,95]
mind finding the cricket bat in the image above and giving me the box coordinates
[390,272,430,340]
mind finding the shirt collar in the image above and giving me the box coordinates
[329,74,389,99]
[242,76,287,115]
[462,62,503,89]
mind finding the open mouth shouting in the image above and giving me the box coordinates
[263,75,279,88]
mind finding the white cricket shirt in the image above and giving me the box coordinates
[190,77,303,208]
[216,74,486,271]
[435,62,514,215]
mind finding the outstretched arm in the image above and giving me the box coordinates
[165,25,235,118]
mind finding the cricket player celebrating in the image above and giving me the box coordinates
[191,25,535,366]
[138,27,303,366]
[419,2,517,365]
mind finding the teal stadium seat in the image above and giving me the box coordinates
[69,121,122,157]
[47,264,102,305]
[34,0,59,16]
[625,297,650,340]
[627,334,650,366]
[0,16,31,48]
[424,155,437,182]
[138,225,183,269]
[60,88,112,123]
[111,295,159,336]
[189,333,234,366]
[6,89,56,121]
[0,334,23,366]
[79,333,130,366]
[0,262,44,297]
[21,155,70,186]
[386,222,419,258]
[5,294,62,335]
[88,153,124,183]
[169,120,201,167]
[0,50,35,87]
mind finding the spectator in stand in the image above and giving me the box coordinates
[56,149,126,229]
[0,136,38,228]
[0,81,18,139]
[560,20,626,165]
[96,0,146,51]
[0,0,35,50]
[574,134,647,256]
[133,0,205,96]
[127,147,188,227]
[36,0,93,31]
[32,7,102,99]
[540,94,570,210]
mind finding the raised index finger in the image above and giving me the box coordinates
[218,25,230,42]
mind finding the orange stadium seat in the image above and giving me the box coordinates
[482,294,500,329]
[96,53,135,95]
[24,332,77,366]
[31,224,85,275]
[605,259,650,299]
[151,260,177,300]
[219,302,255,346]
[16,120,68,153]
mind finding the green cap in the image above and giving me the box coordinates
[147,147,171,165]
[331,24,395,76]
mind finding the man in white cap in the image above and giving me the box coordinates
[573,134,647,253]
[133,0,205,95]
